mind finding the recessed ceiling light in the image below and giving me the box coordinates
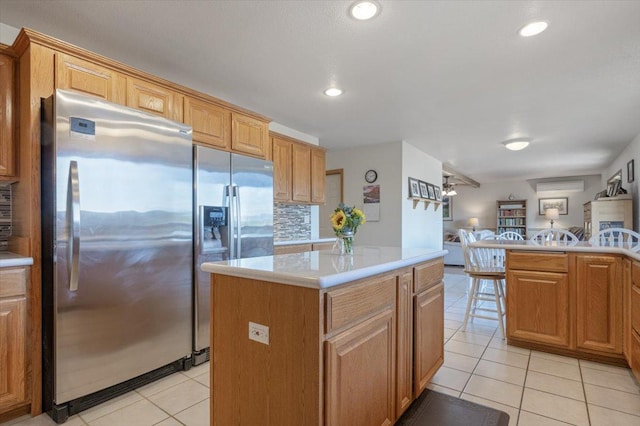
[350,1,380,21]
[503,138,531,151]
[324,87,343,97]
[519,21,548,37]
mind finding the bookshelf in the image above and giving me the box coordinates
[496,199,527,238]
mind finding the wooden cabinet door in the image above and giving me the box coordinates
[507,270,571,348]
[576,255,622,354]
[291,143,311,203]
[184,97,230,149]
[310,147,326,204]
[272,137,292,202]
[56,53,126,104]
[0,54,15,177]
[127,77,183,121]
[396,271,413,417]
[231,113,268,158]
[0,296,28,412]
[631,330,640,383]
[413,281,444,395]
[325,309,395,426]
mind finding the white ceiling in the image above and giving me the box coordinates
[1,1,639,183]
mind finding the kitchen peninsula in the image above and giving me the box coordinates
[472,239,640,382]
[201,246,446,425]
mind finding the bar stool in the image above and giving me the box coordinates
[458,229,507,339]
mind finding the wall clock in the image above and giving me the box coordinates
[365,169,378,183]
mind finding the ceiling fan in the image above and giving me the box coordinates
[443,176,457,196]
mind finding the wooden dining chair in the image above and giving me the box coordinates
[497,231,524,241]
[458,229,507,339]
[529,228,579,245]
[589,228,640,251]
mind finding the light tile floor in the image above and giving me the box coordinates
[3,266,640,426]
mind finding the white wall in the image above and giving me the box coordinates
[445,175,602,236]
[603,132,640,231]
[327,141,442,249]
[0,23,19,45]
[401,142,443,249]
[326,142,403,246]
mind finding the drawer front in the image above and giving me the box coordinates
[413,259,444,293]
[632,285,640,333]
[326,274,395,333]
[507,251,568,272]
[0,267,27,298]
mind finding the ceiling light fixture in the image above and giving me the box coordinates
[324,87,343,97]
[519,21,548,37]
[443,176,457,196]
[349,1,380,21]
[503,138,531,151]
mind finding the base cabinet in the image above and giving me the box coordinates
[506,251,629,363]
[210,258,444,425]
[0,267,29,415]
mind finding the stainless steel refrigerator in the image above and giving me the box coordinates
[193,145,273,361]
[41,89,193,422]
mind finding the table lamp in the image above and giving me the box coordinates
[468,217,479,232]
[545,208,559,229]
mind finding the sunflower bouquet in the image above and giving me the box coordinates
[330,203,366,254]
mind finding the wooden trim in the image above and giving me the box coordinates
[326,169,343,204]
[269,131,326,151]
[12,28,270,122]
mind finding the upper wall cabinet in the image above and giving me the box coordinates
[56,53,126,104]
[272,132,326,205]
[0,53,15,178]
[184,97,231,150]
[126,78,183,122]
[231,113,268,158]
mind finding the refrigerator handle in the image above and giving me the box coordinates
[67,161,81,292]
[234,185,242,258]
[224,185,235,259]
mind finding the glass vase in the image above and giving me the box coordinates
[338,232,354,255]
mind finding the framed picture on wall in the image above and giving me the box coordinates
[538,197,568,215]
[427,183,436,200]
[408,177,420,197]
[442,196,452,221]
[419,180,429,199]
[628,159,635,183]
[434,185,442,201]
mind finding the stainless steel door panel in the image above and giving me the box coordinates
[231,154,274,258]
[53,90,193,404]
[194,146,231,351]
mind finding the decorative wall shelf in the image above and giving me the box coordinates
[409,197,442,210]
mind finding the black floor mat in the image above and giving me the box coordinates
[396,390,510,426]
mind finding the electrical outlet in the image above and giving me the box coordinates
[248,321,269,345]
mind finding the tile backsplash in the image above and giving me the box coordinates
[274,203,311,241]
[0,185,11,251]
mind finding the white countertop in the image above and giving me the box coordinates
[273,237,336,246]
[0,252,34,268]
[472,240,640,261]
[202,246,447,289]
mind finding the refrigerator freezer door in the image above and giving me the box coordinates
[231,153,274,258]
[194,146,231,351]
[51,90,193,404]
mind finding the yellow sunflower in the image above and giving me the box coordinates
[331,210,346,231]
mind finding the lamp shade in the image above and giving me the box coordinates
[468,217,479,227]
[545,208,560,221]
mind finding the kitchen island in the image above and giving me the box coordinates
[472,239,640,381]
[201,246,446,426]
